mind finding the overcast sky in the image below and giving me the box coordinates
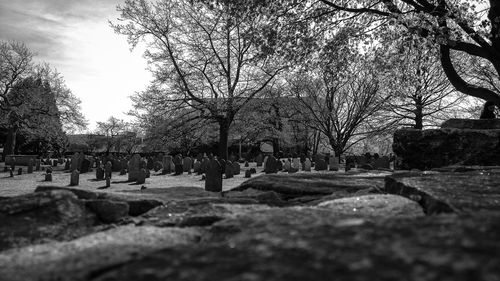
[0,0,152,132]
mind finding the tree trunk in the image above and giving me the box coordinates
[218,120,230,160]
[2,126,18,160]
[414,98,423,130]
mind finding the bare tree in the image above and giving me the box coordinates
[112,0,284,159]
[95,117,129,154]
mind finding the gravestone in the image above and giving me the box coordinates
[183,157,193,173]
[81,158,91,173]
[232,162,241,175]
[145,169,151,178]
[304,158,312,172]
[27,159,34,174]
[201,157,210,175]
[262,156,269,171]
[35,159,41,171]
[17,168,22,175]
[120,169,127,175]
[147,157,155,170]
[205,159,222,192]
[225,161,233,179]
[292,158,301,171]
[105,161,113,179]
[173,155,183,175]
[9,168,13,177]
[255,154,264,167]
[64,159,70,171]
[373,156,391,169]
[264,156,278,174]
[283,159,291,172]
[136,168,146,184]
[96,166,104,181]
[193,160,202,175]
[105,176,111,188]
[244,161,249,167]
[162,155,173,174]
[52,159,57,167]
[315,155,328,171]
[70,153,80,172]
[128,154,141,182]
[153,161,163,172]
[70,170,79,186]
[329,155,339,171]
[89,158,95,170]
[250,168,257,174]
[245,170,252,178]
[276,159,283,171]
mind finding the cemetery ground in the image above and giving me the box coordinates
[1,160,500,280]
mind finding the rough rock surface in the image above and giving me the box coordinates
[1,171,500,281]
[441,118,500,129]
[0,190,97,251]
[393,128,500,169]
[385,170,500,214]
[85,200,130,223]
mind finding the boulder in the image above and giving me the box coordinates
[441,118,500,130]
[0,190,96,251]
[393,128,500,170]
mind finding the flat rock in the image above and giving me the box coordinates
[385,171,500,214]
[233,173,386,199]
[441,118,500,129]
[85,200,130,223]
[0,190,97,251]
[223,188,285,206]
[317,194,424,218]
[34,186,99,200]
[0,226,202,281]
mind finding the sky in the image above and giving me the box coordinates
[0,0,152,132]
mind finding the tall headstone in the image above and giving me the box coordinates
[128,154,141,182]
[329,155,339,171]
[96,165,105,180]
[245,170,252,178]
[264,156,278,174]
[162,155,172,174]
[283,159,291,172]
[9,168,13,177]
[244,161,249,167]
[81,158,91,173]
[183,157,193,173]
[255,154,264,167]
[27,159,34,174]
[232,162,241,175]
[70,153,79,172]
[225,160,234,179]
[205,159,222,192]
[17,168,22,175]
[136,168,146,184]
[105,161,113,179]
[35,159,41,171]
[105,176,111,188]
[292,158,301,171]
[193,160,202,175]
[70,170,79,186]
[173,155,183,175]
[304,159,312,172]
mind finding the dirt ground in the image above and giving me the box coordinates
[0,161,261,197]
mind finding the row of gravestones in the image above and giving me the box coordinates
[259,155,341,173]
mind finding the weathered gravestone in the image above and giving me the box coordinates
[262,156,268,171]
[255,154,264,167]
[136,168,146,184]
[147,157,155,170]
[276,159,283,171]
[183,157,193,173]
[162,155,173,174]
[105,161,112,179]
[329,155,339,171]
[70,170,79,186]
[292,158,301,171]
[232,161,240,175]
[244,161,249,167]
[35,159,41,171]
[70,153,80,172]
[9,168,13,177]
[27,159,34,174]
[128,154,141,182]
[283,159,291,172]
[304,158,312,172]
[225,161,234,179]
[245,169,252,178]
[96,165,104,181]
[193,160,201,175]
[105,176,111,188]
[52,159,58,167]
[17,168,22,175]
[64,159,70,171]
[44,167,52,181]
[173,155,183,175]
[205,159,222,192]
[153,161,163,172]
[201,157,210,175]
[315,155,328,171]
[264,156,278,174]
[81,158,91,173]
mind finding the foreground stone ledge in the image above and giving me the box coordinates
[441,118,500,130]
[393,128,500,170]
[385,171,500,214]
